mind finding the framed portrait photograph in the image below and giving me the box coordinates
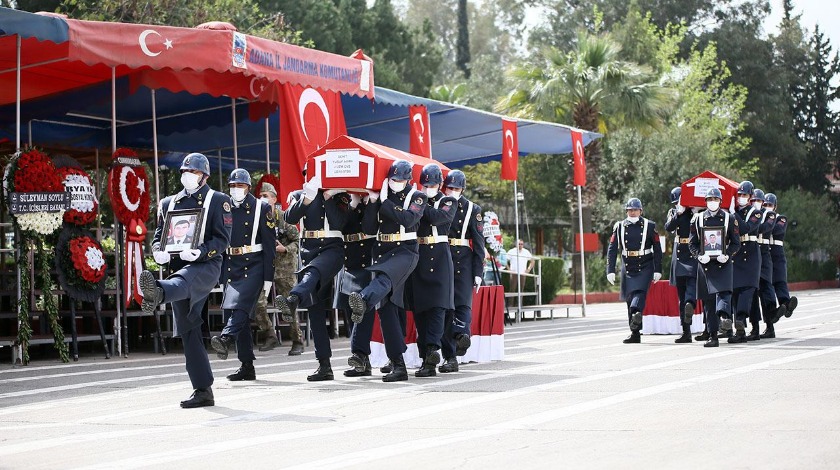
[701,226,724,257]
[161,208,203,253]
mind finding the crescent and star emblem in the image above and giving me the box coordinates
[249,77,265,98]
[139,29,173,57]
[575,139,585,164]
[298,88,331,146]
[504,129,515,158]
[119,166,145,212]
[412,113,425,143]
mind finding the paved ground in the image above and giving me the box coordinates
[1,289,839,470]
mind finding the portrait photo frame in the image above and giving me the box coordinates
[701,226,724,257]
[161,208,203,253]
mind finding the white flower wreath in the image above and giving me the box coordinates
[16,211,64,235]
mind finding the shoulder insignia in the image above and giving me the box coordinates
[768,214,776,219]
[223,202,231,213]
[779,218,786,225]
[207,250,216,257]
[395,206,403,212]
[476,213,482,221]
[415,197,423,205]
[266,210,274,222]
[734,219,739,227]
[445,200,453,206]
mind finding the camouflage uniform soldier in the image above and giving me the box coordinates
[254,183,304,355]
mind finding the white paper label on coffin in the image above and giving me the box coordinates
[313,152,376,188]
[324,149,360,178]
[692,177,719,198]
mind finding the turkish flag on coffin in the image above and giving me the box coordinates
[500,118,518,180]
[278,84,347,206]
[408,105,432,158]
[306,135,448,191]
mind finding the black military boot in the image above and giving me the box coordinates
[682,302,695,325]
[348,292,367,324]
[276,294,300,322]
[746,322,761,341]
[454,334,471,356]
[415,348,440,378]
[674,324,692,343]
[728,321,747,343]
[695,330,710,342]
[382,356,408,382]
[786,297,798,317]
[210,334,235,360]
[380,360,393,374]
[719,317,733,338]
[772,303,788,324]
[439,357,459,373]
[227,362,256,381]
[180,387,214,408]
[623,330,641,344]
[345,353,372,377]
[760,323,776,339]
[704,330,719,348]
[139,270,164,315]
[629,311,643,331]
[307,358,334,381]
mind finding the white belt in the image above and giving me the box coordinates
[344,233,375,243]
[418,235,449,245]
[758,238,771,245]
[674,236,690,244]
[227,244,262,255]
[772,240,784,246]
[740,235,758,242]
[303,229,344,239]
[377,232,417,242]
[622,248,653,257]
[450,239,471,247]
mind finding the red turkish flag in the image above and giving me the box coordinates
[278,84,347,206]
[500,118,519,180]
[409,105,432,158]
[571,130,586,186]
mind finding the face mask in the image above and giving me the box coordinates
[707,201,720,212]
[388,180,407,193]
[445,189,462,198]
[181,172,202,191]
[424,187,438,198]
[753,201,762,210]
[738,196,749,207]
[230,187,247,203]
[260,197,272,205]
[627,216,640,223]
[764,205,775,212]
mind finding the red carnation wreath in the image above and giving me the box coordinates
[56,228,108,303]
[108,148,150,225]
[12,148,64,193]
[56,166,98,226]
[68,235,107,283]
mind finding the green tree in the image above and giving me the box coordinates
[455,0,470,79]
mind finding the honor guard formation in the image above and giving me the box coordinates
[138,155,485,407]
[606,183,798,348]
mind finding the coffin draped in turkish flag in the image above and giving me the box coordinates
[306,135,449,190]
[680,171,739,209]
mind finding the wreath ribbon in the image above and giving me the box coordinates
[124,218,148,307]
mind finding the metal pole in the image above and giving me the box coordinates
[265,117,271,173]
[111,67,124,354]
[514,180,522,323]
[217,150,223,188]
[28,120,32,147]
[577,185,587,317]
[15,35,20,150]
[231,98,239,167]
[152,89,161,208]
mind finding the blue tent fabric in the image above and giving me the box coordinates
[0,8,69,43]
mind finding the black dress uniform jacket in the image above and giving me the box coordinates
[770,214,789,283]
[409,193,456,313]
[366,185,427,309]
[756,208,777,281]
[336,199,377,311]
[688,210,741,295]
[219,193,276,314]
[153,184,232,332]
[447,196,486,307]
[732,206,762,289]
[664,208,697,281]
[284,190,350,307]
[607,218,663,299]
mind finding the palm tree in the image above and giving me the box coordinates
[498,33,672,218]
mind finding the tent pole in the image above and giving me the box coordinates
[111,66,124,356]
[217,150,223,187]
[28,121,32,147]
[514,179,521,324]
[265,117,271,173]
[16,35,21,150]
[577,185,587,317]
[152,89,161,211]
[231,98,238,167]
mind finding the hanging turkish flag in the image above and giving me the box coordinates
[278,84,347,206]
[571,130,586,186]
[408,105,432,158]
[500,118,518,180]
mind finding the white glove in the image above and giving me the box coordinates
[153,250,170,265]
[349,193,361,209]
[697,254,710,264]
[323,189,340,200]
[302,175,321,201]
[474,276,482,287]
[653,272,662,282]
[606,273,616,285]
[179,248,201,262]
[717,254,729,263]
[367,189,379,202]
[379,178,389,202]
[676,204,685,214]
[263,281,273,297]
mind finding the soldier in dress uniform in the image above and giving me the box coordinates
[408,164,456,378]
[440,170,485,373]
[750,189,784,338]
[209,169,275,380]
[253,183,303,355]
[348,160,426,382]
[139,153,232,408]
[341,193,379,378]
[606,198,663,344]
[764,193,798,327]
[688,188,741,348]
[727,181,763,343]
[664,187,697,343]
[275,174,350,381]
